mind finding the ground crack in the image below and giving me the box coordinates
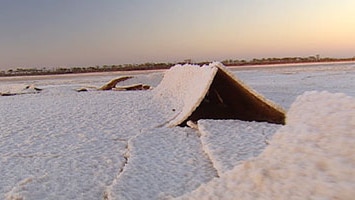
[104,130,144,200]
[103,140,130,200]
[189,121,220,178]
[261,129,270,145]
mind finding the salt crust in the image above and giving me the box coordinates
[153,63,217,127]
[198,120,281,174]
[107,127,218,199]
[1,64,354,199]
[177,91,355,200]
[0,84,40,95]
[0,86,218,200]
[154,62,285,127]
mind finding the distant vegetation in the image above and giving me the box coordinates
[1,56,354,77]
[1,63,173,77]
[221,55,355,66]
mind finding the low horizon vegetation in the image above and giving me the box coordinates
[1,55,354,77]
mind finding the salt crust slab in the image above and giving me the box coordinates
[153,63,217,127]
[0,89,171,199]
[0,84,41,95]
[154,62,285,126]
[0,87,218,200]
[107,127,218,200]
[177,91,355,200]
[198,120,281,174]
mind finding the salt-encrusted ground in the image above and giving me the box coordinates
[177,91,355,200]
[0,62,354,199]
[197,120,281,174]
[106,127,218,199]
[235,62,355,109]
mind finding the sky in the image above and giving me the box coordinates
[0,0,354,70]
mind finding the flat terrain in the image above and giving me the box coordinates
[0,62,354,199]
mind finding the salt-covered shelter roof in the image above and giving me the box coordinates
[154,62,286,127]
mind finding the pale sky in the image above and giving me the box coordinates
[0,0,354,70]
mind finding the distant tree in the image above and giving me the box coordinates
[72,67,83,73]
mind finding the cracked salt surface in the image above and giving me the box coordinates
[1,63,355,199]
[0,85,176,199]
[177,91,355,200]
[106,127,218,200]
[198,120,281,174]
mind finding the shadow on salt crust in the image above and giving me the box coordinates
[154,62,286,127]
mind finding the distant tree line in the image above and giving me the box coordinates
[0,63,174,77]
[1,56,355,77]
[220,56,355,66]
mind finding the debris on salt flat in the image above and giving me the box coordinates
[176,91,355,200]
[0,84,42,96]
[98,76,133,90]
[76,76,151,92]
[112,84,150,91]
